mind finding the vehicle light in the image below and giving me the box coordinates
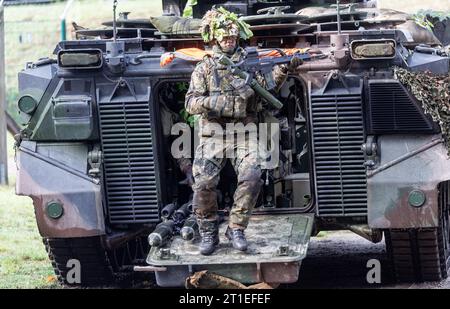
[18,95,38,114]
[57,49,103,69]
[46,201,64,219]
[350,39,396,60]
[408,190,426,208]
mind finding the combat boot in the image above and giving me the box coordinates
[225,227,248,251]
[198,219,219,256]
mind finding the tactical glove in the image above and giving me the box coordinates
[285,55,304,72]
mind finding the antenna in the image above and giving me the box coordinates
[106,0,125,73]
[336,0,341,34]
[113,0,118,42]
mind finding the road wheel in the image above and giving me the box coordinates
[385,181,450,282]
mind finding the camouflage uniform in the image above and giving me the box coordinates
[185,45,288,229]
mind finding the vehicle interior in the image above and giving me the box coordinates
[156,76,313,214]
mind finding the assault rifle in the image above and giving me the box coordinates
[218,47,311,109]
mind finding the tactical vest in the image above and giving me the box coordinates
[202,46,260,122]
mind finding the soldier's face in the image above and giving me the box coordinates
[218,36,238,53]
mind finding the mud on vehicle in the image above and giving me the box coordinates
[14,0,450,286]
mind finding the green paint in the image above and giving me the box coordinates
[408,190,426,207]
[18,95,37,114]
[46,201,64,219]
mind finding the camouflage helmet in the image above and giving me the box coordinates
[200,7,253,43]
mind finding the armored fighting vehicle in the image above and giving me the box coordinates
[15,0,450,287]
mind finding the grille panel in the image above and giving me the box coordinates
[98,100,159,224]
[368,81,435,134]
[310,92,367,216]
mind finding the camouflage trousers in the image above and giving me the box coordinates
[192,131,263,230]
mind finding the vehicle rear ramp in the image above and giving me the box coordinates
[144,213,315,287]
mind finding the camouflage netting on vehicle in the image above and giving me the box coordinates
[394,67,450,150]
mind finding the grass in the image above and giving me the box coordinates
[0,134,59,289]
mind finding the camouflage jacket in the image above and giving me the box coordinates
[185,45,287,126]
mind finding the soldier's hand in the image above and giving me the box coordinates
[287,55,304,72]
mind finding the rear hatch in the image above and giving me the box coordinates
[146,213,314,287]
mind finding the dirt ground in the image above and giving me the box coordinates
[131,230,450,289]
[289,231,450,289]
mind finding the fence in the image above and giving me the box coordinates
[4,16,61,124]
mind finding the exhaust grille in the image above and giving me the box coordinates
[368,80,435,134]
[98,100,159,224]
[310,92,367,216]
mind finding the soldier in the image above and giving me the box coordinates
[159,82,194,187]
[185,8,302,255]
